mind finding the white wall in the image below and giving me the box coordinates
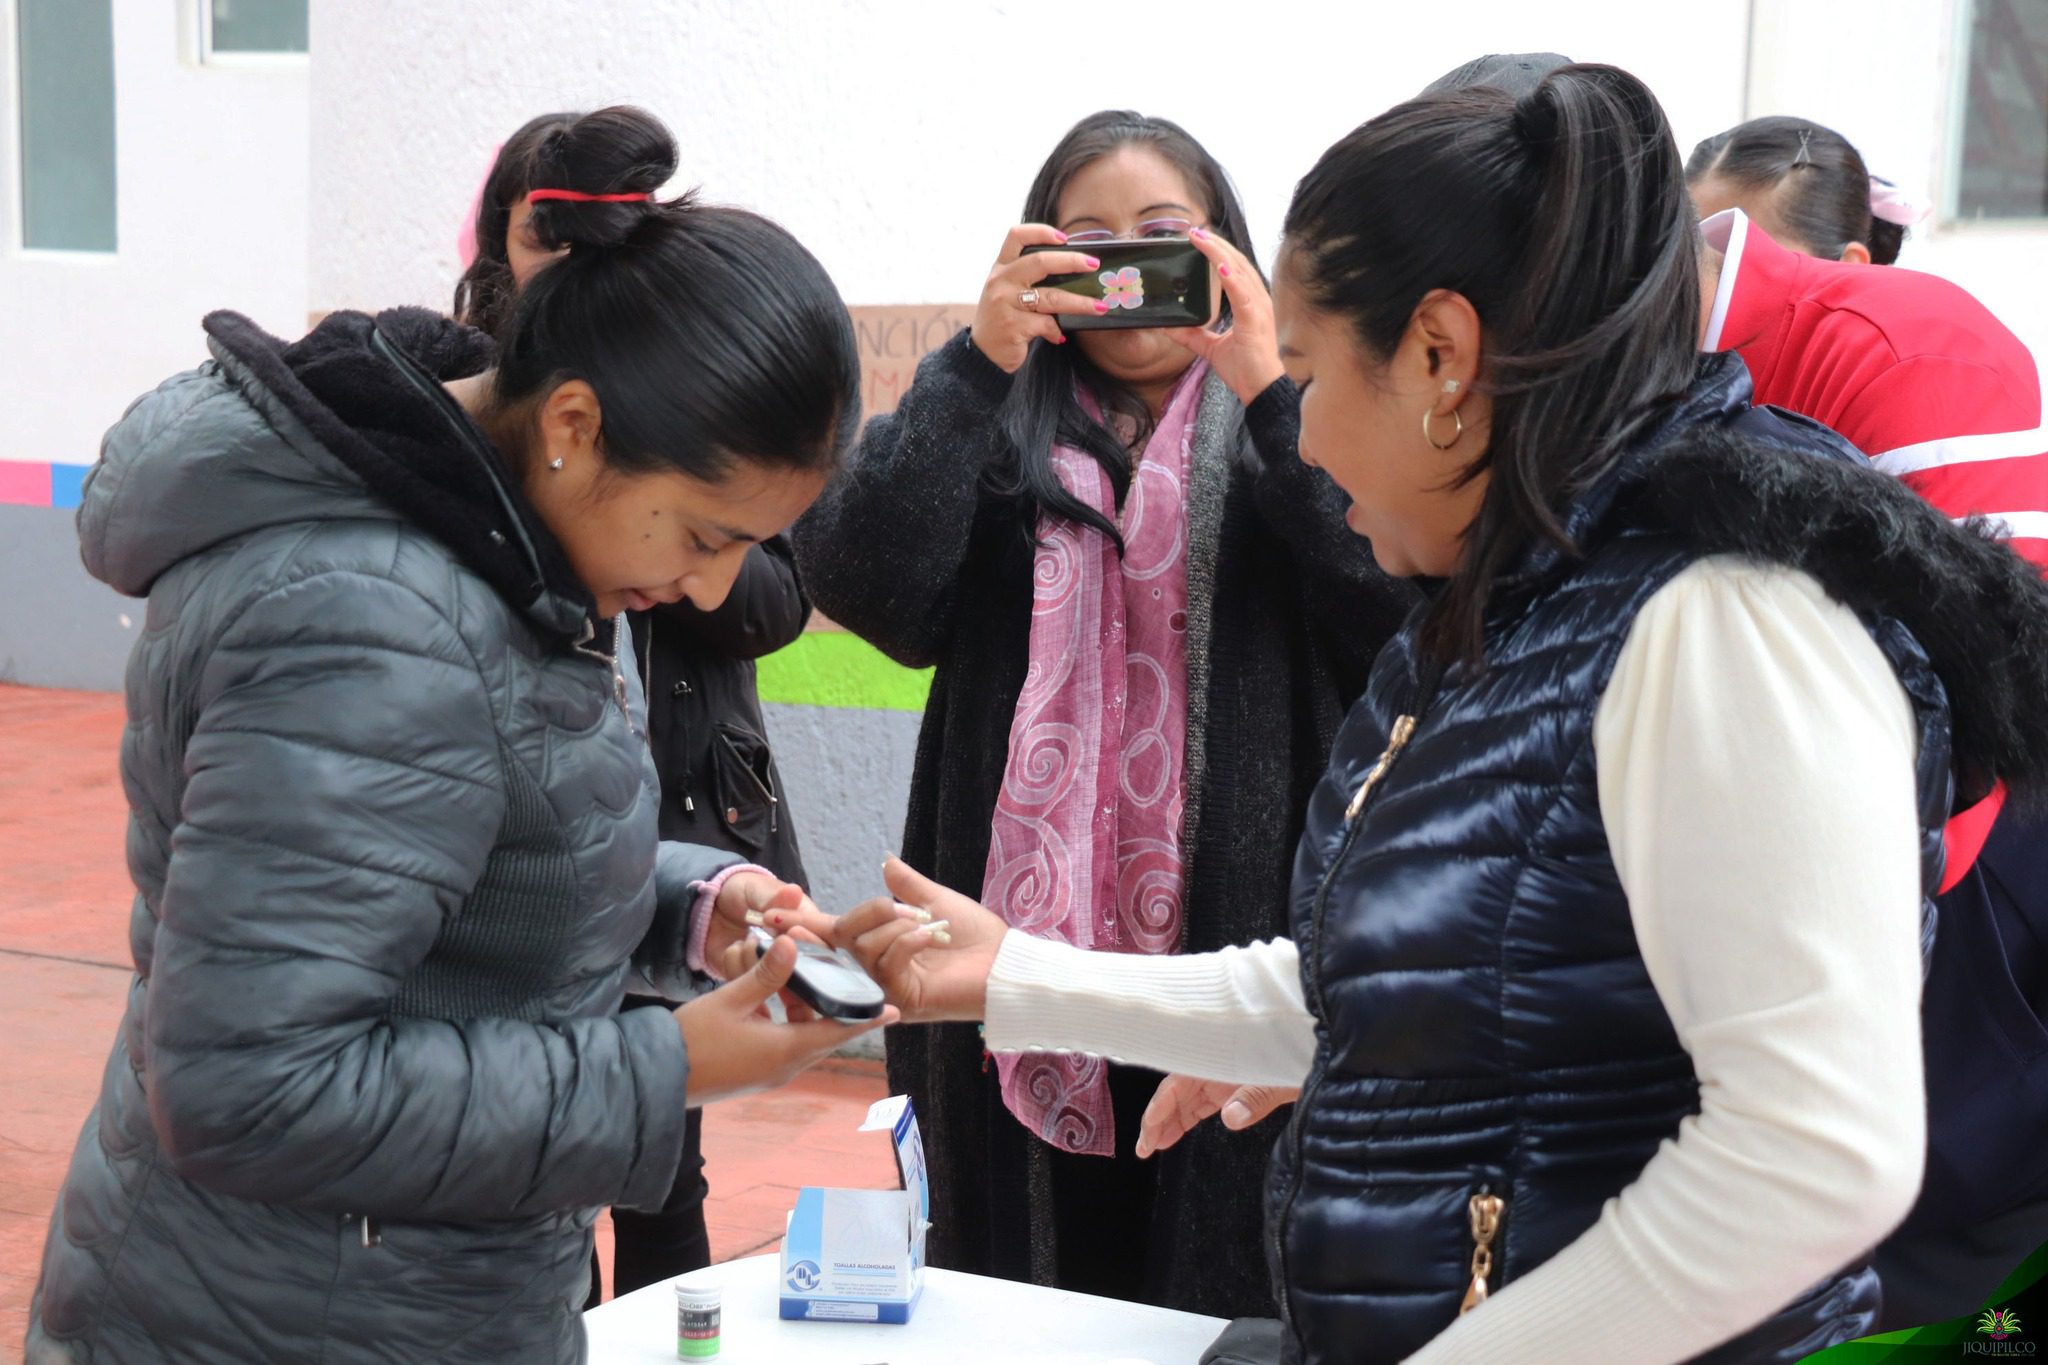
[0,0,309,471]
[1745,0,2048,373]
[310,0,1754,314]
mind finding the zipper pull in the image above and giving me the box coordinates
[359,1214,381,1248]
[1345,714,1418,823]
[1460,1192,1504,1314]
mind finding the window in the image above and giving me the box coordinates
[201,0,309,61]
[1954,0,2048,219]
[15,0,116,252]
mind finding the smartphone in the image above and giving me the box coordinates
[1021,238,1213,331]
[749,927,887,1023]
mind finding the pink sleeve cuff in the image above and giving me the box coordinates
[687,863,776,981]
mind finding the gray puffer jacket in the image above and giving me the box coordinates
[27,308,738,1364]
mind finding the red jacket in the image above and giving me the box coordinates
[1705,209,2046,885]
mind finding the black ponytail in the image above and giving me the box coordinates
[993,110,1259,550]
[491,106,859,486]
[1284,63,1701,664]
[1687,116,1906,265]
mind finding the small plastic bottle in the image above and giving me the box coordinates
[674,1277,721,1359]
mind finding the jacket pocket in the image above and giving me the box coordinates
[709,721,780,855]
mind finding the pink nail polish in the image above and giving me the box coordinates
[1095,300,1110,314]
[1085,256,1100,269]
[1054,230,1069,242]
[1219,263,1231,277]
[1192,226,1206,238]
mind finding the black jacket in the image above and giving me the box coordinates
[626,537,810,891]
[792,331,1417,1318]
[1274,355,2048,1363]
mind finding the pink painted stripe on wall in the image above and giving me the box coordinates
[0,463,55,508]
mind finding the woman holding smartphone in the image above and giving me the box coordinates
[456,107,819,1308]
[27,107,890,1363]
[791,111,1413,1316]
[779,66,2048,1363]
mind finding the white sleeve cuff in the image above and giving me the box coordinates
[985,933,1315,1086]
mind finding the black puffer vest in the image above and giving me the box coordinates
[1270,359,1968,1364]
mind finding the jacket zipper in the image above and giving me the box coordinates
[573,619,639,738]
[352,1213,379,1248]
[640,614,695,811]
[1271,708,1422,1335]
[1461,1189,1506,1313]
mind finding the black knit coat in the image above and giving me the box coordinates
[792,331,1416,1317]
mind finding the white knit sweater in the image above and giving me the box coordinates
[984,557,1928,1363]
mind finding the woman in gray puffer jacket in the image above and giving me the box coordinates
[26,107,883,1364]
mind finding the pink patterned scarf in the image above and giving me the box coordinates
[983,361,1206,1156]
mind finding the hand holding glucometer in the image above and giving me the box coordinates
[745,925,887,1023]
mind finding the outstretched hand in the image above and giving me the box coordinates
[1135,1074,1299,1159]
[747,857,1008,1023]
[678,935,898,1105]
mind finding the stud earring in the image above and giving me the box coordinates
[1442,379,1461,394]
[548,457,565,471]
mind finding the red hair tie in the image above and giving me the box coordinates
[527,189,653,204]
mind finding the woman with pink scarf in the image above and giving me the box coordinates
[791,111,1413,1318]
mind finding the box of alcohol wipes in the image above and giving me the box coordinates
[778,1094,930,1323]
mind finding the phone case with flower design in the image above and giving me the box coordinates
[1022,238,1214,331]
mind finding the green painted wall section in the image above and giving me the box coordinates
[757,630,934,713]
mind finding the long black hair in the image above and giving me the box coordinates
[996,111,1258,547]
[1687,116,1908,264]
[489,106,859,484]
[1283,64,1701,664]
[451,111,578,335]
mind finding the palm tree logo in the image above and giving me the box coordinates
[1977,1307,2023,1339]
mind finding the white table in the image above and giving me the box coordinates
[583,1253,1229,1364]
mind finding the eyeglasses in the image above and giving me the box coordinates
[1062,217,1199,245]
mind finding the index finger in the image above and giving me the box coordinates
[826,897,907,950]
[996,222,1070,266]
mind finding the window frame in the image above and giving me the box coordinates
[6,0,121,258]
[193,0,308,70]
[1944,0,2048,225]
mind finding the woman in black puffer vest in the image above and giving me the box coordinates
[798,64,2048,1365]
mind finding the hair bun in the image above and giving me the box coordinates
[1512,83,1560,151]
[527,105,679,252]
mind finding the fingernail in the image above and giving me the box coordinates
[1084,256,1100,268]
[1219,264,1231,277]
[1135,1138,1154,1159]
[1192,226,1206,238]
[1222,1101,1252,1127]
[929,927,953,946]
[894,904,933,923]
[1054,230,1069,242]
[743,909,767,927]
[1095,300,1110,314]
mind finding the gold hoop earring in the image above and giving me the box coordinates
[1423,405,1464,451]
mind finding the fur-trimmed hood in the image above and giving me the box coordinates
[1541,358,2048,809]
[81,307,596,645]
